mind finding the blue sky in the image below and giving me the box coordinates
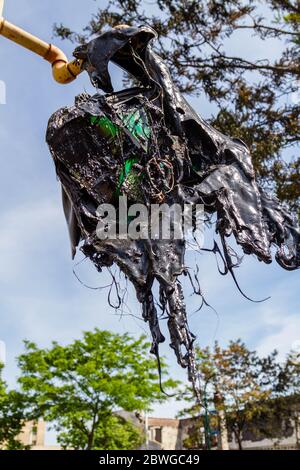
[0,0,299,441]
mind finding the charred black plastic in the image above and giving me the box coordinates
[46,26,300,391]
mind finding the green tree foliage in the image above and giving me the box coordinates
[0,364,28,450]
[240,346,300,446]
[278,347,300,396]
[178,340,280,450]
[17,329,178,450]
[54,0,300,217]
[57,413,144,450]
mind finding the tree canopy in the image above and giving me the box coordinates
[0,364,28,450]
[17,329,178,450]
[178,340,289,450]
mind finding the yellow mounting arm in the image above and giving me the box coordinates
[0,2,83,84]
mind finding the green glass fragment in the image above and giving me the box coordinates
[90,115,119,139]
[90,109,151,198]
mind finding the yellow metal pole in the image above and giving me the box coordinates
[0,16,83,84]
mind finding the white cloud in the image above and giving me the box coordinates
[256,306,300,361]
[0,198,64,281]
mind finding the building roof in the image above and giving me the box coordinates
[148,417,180,428]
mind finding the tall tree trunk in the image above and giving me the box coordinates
[87,430,95,450]
[87,418,97,450]
[217,409,229,450]
[236,433,243,451]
